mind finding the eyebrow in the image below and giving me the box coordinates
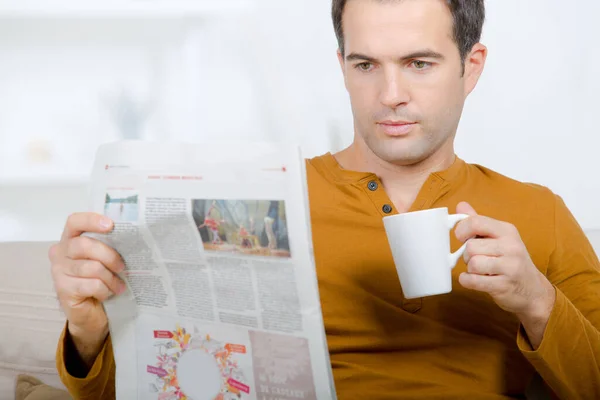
[346,50,445,63]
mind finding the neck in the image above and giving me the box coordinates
[334,139,456,213]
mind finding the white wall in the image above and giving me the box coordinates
[1,0,599,242]
[456,0,600,227]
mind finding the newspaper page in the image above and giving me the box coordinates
[86,141,337,400]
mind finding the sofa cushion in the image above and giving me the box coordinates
[16,375,71,400]
[0,241,66,396]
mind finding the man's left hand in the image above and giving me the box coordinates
[454,202,556,340]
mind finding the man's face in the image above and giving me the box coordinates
[339,0,483,166]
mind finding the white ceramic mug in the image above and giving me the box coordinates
[383,207,469,299]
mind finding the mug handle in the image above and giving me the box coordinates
[447,213,469,269]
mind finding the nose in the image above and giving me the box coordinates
[379,68,410,109]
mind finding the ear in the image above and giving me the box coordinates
[337,49,345,71]
[463,43,487,96]
[337,49,348,89]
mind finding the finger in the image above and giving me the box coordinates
[463,238,503,263]
[57,276,114,303]
[467,255,503,276]
[75,278,114,302]
[64,259,127,295]
[456,201,478,216]
[65,236,125,274]
[62,213,114,242]
[455,215,514,242]
[459,272,505,294]
[48,243,61,263]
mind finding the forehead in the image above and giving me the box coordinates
[342,0,456,55]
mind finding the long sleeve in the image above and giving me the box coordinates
[517,195,600,399]
[56,325,116,400]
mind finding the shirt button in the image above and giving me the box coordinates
[382,204,393,214]
[368,181,378,191]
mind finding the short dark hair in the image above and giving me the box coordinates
[332,0,485,62]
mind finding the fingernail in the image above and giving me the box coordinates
[99,217,112,230]
[118,282,127,294]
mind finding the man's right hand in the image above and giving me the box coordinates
[50,212,127,369]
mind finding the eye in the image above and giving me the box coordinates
[411,60,432,70]
[355,62,373,72]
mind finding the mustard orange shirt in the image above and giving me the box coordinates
[57,154,600,399]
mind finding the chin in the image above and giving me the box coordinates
[386,154,428,166]
[370,139,431,166]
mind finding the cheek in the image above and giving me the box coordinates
[348,79,378,115]
[411,73,463,115]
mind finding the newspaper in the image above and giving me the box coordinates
[86,141,337,400]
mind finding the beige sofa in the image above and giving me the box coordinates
[0,242,66,399]
[0,232,599,399]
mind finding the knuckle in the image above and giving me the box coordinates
[71,262,83,277]
[468,257,479,273]
[457,220,469,234]
[66,213,76,225]
[466,240,476,255]
[48,243,59,260]
[91,279,104,294]
[66,213,81,229]
[79,236,93,254]
[86,260,105,277]
[70,236,92,259]
[64,238,77,258]
[493,241,503,255]
[505,223,519,236]
[470,217,481,231]
[505,240,522,255]
[50,257,69,278]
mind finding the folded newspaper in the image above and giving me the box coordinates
[86,141,337,400]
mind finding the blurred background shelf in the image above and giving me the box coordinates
[1,0,600,243]
[0,172,89,187]
[0,0,254,19]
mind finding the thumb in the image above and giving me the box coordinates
[456,201,478,216]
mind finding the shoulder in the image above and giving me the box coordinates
[305,154,332,179]
[462,163,573,266]
[305,153,342,193]
[464,162,557,209]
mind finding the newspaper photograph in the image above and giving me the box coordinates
[85,141,336,400]
[193,199,291,258]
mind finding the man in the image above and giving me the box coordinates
[50,0,600,399]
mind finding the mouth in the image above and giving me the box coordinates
[376,120,417,137]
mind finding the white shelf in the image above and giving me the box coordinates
[0,172,89,187]
[0,0,254,19]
